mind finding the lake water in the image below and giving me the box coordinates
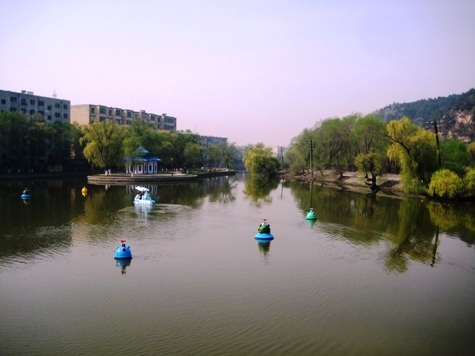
[1,173,474,355]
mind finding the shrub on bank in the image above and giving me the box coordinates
[427,169,464,199]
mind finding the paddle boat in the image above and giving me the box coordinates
[255,218,274,241]
[134,186,155,205]
[114,239,133,259]
[306,208,317,220]
[21,188,31,200]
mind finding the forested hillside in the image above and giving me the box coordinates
[375,88,475,142]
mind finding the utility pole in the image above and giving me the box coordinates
[425,120,443,167]
[308,140,314,177]
[433,121,441,167]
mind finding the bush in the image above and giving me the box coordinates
[464,168,475,197]
[427,169,464,198]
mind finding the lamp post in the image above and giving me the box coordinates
[171,158,174,176]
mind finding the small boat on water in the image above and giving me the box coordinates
[134,186,155,205]
[255,218,274,241]
[114,239,133,259]
[21,188,31,200]
[306,208,317,220]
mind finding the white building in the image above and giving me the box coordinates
[71,104,176,131]
[0,89,70,124]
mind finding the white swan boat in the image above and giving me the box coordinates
[134,186,155,205]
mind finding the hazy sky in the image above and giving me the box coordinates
[1,0,474,147]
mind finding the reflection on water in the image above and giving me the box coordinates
[1,175,474,354]
[115,258,131,275]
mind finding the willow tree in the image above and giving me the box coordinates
[353,114,389,191]
[218,141,239,169]
[242,143,280,178]
[81,120,126,170]
[386,117,439,193]
[314,115,358,176]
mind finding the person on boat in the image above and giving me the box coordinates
[23,187,30,195]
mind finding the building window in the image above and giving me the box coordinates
[47,105,52,110]
[63,113,68,119]
[21,99,27,105]
[38,100,44,106]
[115,109,121,116]
[10,107,17,112]
[127,112,132,118]
[30,110,35,115]
[30,99,35,105]
[90,107,95,114]
[100,107,106,114]
[48,115,52,120]
[63,104,68,109]
[100,117,105,122]
[10,97,17,103]
[108,109,112,115]
[55,112,61,118]
[55,103,60,108]
[1,99,6,104]
[151,115,155,121]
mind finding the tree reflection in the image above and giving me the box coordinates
[243,175,279,204]
[206,176,237,204]
[287,180,475,273]
[384,199,437,272]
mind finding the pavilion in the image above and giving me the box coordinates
[124,146,162,175]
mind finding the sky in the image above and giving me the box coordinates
[1,0,474,147]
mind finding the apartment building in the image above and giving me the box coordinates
[201,135,227,147]
[71,104,177,131]
[0,89,70,124]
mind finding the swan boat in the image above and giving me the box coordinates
[134,186,155,205]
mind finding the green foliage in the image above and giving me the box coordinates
[81,120,126,169]
[387,117,439,193]
[427,169,464,198]
[315,115,358,173]
[464,168,475,197]
[0,111,84,171]
[242,143,279,177]
[218,141,239,169]
[468,142,475,166]
[440,139,470,175]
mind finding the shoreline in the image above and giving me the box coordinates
[278,170,405,197]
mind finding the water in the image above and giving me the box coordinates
[1,174,474,355]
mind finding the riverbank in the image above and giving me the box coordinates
[86,170,236,185]
[278,170,404,196]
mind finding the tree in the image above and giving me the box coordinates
[0,111,29,171]
[386,117,439,193]
[427,169,463,198]
[464,168,475,197]
[206,144,221,169]
[468,142,475,166]
[218,141,238,169]
[81,120,126,170]
[352,114,389,191]
[440,139,470,176]
[314,115,358,175]
[242,143,279,178]
[183,142,204,168]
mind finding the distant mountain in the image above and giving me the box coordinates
[375,88,475,142]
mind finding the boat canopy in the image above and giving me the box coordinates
[135,186,150,192]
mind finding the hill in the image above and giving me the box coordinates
[375,88,475,142]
